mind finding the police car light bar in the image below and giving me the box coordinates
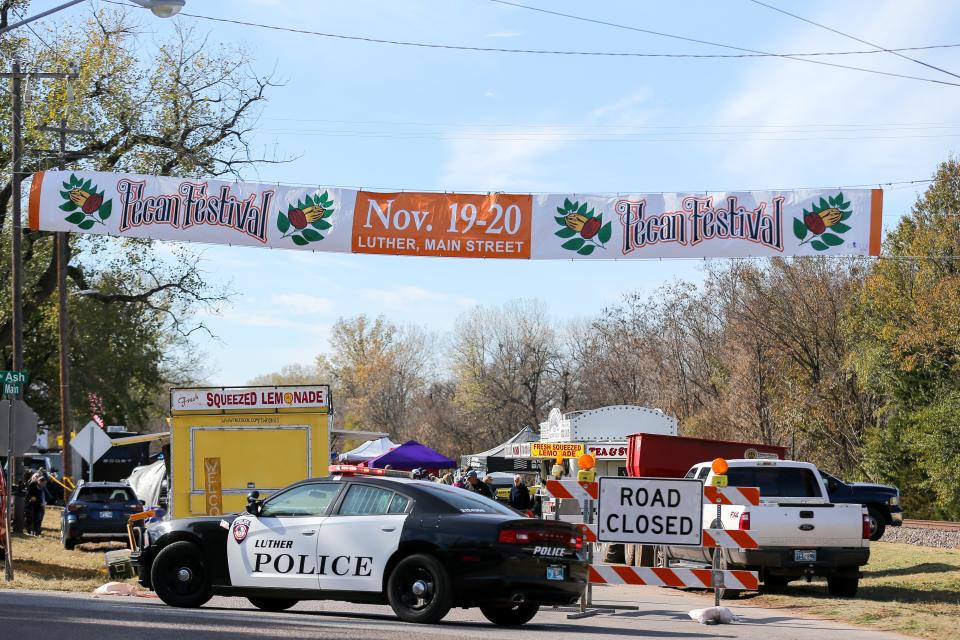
[329,465,411,479]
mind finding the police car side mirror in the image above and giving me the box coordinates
[246,491,262,516]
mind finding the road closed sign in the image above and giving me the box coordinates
[597,477,703,546]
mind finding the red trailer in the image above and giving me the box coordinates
[626,433,787,479]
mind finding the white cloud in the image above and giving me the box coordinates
[271,293,333,314]
[359,285,476,311]
[439,126,575,191]
[438,92,653,190]
[712,0,960,185]
[486,31,522,39]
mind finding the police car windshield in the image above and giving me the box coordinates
[416,484,517,515]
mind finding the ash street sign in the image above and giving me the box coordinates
[597,476,704,546]
[0,371,28,396]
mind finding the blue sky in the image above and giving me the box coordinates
[37,0,960,383]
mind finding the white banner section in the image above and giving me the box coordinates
[597,477,704,546]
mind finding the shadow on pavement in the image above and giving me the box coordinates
[866,562,960,578]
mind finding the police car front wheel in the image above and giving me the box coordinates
[248,597,298,612]
[151,541,213,608]
[386,553,452,624]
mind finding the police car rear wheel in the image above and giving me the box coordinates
[386,553,452,624]
[151,541,212,608]
[248,597,298,612]
[480,603,540,626]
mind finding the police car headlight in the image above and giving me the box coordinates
[888,495,900,507]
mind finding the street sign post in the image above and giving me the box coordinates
[70,421,113,482]
[1,370,26,582]
[0,371,27,396]
[596,477,703,546]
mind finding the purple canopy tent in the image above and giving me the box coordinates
[367,440,456,472]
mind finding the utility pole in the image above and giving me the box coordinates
[3,64,82,551]
[37,107,89,481]
[10,60,23,373]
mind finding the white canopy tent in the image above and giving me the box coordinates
[338,437,397,463]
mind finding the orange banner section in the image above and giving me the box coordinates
[352,192,532,259]
[28,170,45,230]
[869,188,883,256]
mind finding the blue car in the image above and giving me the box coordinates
[61,480,144,550]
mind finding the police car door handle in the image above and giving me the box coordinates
[301,530,316,535]
[381,526,396,532]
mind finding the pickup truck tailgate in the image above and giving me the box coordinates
[748,502,865,547]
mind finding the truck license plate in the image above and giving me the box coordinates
[547,565,565,581]
[794,550,817,562]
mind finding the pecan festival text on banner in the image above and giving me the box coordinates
[29,170,883,259]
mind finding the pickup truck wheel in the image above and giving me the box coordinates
[827,576,859,598]
[654,546,669,568]
[150,541,213,608]
[601,543,626,564]
[867,507,886,541]
[763,575,791,588]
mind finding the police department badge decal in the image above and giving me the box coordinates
[233,518,251,543]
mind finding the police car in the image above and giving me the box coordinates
[132,466,587,625]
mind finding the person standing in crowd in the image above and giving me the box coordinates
[532,494,543,519]
[465,470,494,499]
[24,472,48,536]
[508,474,532,511]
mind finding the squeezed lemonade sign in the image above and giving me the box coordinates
[29,170,883,259]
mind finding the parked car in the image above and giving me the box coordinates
[661,459,870,598]
[819,470,902,541]
[133,466,587,625]
[60,480,143,550]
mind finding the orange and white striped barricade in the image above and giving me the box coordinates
[702,486,761,506]
[588,564,759,591]
[544,479,598,505]
[702,528,759,549]
[579,522,758,549]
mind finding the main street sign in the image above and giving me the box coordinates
[0,371,27,396]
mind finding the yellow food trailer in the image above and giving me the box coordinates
[169,385,331,517]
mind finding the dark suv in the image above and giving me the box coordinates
[61,481,143,549]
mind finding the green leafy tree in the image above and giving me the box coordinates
[845,158,960,517]
[0,3,277,429]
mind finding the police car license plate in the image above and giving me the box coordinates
[547,565,565,581]
[99,511,113,519]
[794,550,817,562]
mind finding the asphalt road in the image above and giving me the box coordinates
[0,586,911,640]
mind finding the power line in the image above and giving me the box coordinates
[486,0,960,88]
[102,0,960,87]
[747,0,960,81]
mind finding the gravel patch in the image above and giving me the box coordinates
[882,525,960,548]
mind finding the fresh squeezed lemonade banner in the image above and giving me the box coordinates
[29,171,883,258]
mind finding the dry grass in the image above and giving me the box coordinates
[0,506,133,592]
[740,541,960,639]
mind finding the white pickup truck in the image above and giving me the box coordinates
[660,459,870,598]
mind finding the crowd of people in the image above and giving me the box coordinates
[405,466,543,517]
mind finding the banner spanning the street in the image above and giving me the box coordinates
[29,170,883,259]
